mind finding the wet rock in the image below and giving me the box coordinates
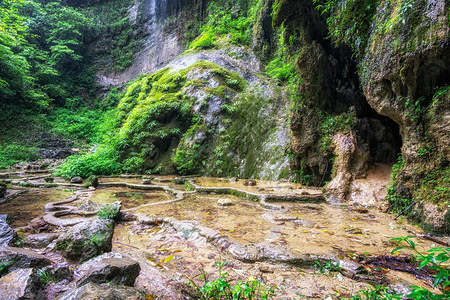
[38,148,74,159]
[25,216,51,234]
[0,182,6,198]
[243,179,257,186]
[55,218,114,262]
[75,252,140,287]
[86,175,99,188]
[0,268,43,299]
[258,265,274,273]
[0,218,17,247]
[294,219,315,228]
[324,132,370,202]
[77,200,101,212]
[118,212,138,222]
[141,179,152,184]
[70,177,83,184]
[45,177,54,183]
[0,247,51,271]
[56,282,143,300]
[138,215,164,225]
[351,206,369,214]
[22,232,60,249]
[217,198,234,206]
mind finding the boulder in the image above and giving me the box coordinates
[55,219,114,262]
[70,177,83,184]
[243,179,257,186]
[75,252,140,287]
[0,247,51,272]
[77,200,101,212]
[141,179,151,184]
[217,198,234,206]
[0,268,43,299]
[86,175,99,188]
[55,282,143,300]
[45,177,55,183]
[0,182,6,198]
[22,232,61,249]
[0,219,17,247]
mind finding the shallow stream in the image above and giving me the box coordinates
[0,173,446,298]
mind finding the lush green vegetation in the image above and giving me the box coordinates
[186,261,276,299]
[187,0,263,50]
[54,60,250,178]
[313,0,379,60]
[0,0,114,168]
[82,0,139,71]
[0,0,95,108]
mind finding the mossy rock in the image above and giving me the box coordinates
[55,219,114,262]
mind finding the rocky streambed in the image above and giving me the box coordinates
[0,167,449,299]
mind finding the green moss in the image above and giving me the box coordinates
[173,123,207,175]
[189,30,216,50]
[208,89,276,178]
[415,166,450,205]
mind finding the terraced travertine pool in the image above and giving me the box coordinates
[0,172,446,298]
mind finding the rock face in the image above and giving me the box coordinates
[55,218,114,262]
[56,282,143,300]
[359,0,449,231]
[324,132,370,202]
[75,252,141,287]
[0,268,43,300]
[0,219,17,247]
[96,0,206,87]
[0,247,51,271]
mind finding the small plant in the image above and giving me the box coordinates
[344,285,401,300]
[314,260,342,274]
[390,236,450,294]
[0,261,14,276]
[172,178,187,184]
[14,237,24,247]
[55,241,69,251]
[186,260,276,299]
[184,181,196,191]
[97,204,118,220]
[37,269,54,285]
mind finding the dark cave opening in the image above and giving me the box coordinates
[358,112,402,164]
